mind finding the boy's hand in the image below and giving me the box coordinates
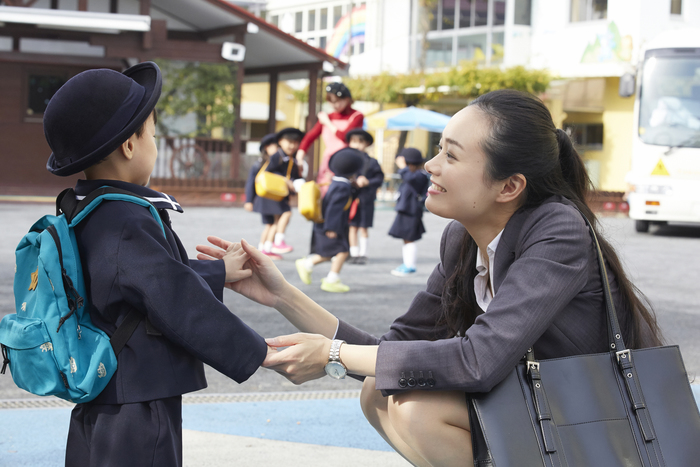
[296,149,306,165]
[356,175,369,188]
[395,156,407,169]
[325,231,337,239]
[222,242,253,283]
[243,202,253,212]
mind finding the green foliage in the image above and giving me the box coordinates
[343,63,552,105]
[155,59,238,138]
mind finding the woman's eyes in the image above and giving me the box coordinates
[436,144,456,160]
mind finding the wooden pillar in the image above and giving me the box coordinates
[140,0,152,50]
[230,29,246,180]
[78,0,88,11]
[306,65,319,179]
[267,72,278,134]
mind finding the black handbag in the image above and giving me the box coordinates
[468,217,700,467]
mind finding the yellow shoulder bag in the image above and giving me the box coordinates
[299,180,324,223]
[255,159,293,201]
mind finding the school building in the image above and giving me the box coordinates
[0,0,347,198]
[264,0,700,193]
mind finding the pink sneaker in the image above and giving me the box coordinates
[262,251,283,260]
[271,240,293,254]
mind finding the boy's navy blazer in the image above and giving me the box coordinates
[321,178,352,234]
[336,197,657,395]
[354,152,384,204]
[394,168,430,216]
[244,159,263,204]
[267,149,299,180]
[72,179,267,404]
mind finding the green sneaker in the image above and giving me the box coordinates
[321,278,350,293]
[295,258,312,285]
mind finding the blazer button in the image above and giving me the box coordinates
[407,378,416,387]
[398,378,408,388]
[427,378,436,387]
[417,378,426,387]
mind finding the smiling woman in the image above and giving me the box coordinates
[200,89,664,467]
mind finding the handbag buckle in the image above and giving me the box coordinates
[616,349,631,363]
[527,361,540,373]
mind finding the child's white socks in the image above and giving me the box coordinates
[326,271,340,283]
[403,242,417,269]
[350,246,360,257]
[359,236,368,257]
[263,241,273,253]
[274,233,285,244]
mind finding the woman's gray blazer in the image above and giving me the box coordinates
[336,196,654,395]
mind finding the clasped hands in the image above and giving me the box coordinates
[195,237,332,384]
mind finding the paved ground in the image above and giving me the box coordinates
[1,200,699,466]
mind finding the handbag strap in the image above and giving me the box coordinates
[257,160,270,176]
[285,159,293,179]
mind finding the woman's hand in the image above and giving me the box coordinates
[317,111,331,126]
[296,149,306,166]
[263,333,331,384]
[196,237,288,307]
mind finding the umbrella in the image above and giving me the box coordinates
[364,106,452,133]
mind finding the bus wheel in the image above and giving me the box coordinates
[635,220,650,233]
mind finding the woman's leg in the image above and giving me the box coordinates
[360,378,430,467]
[360,378,473,467]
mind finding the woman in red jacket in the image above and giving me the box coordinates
[296,82,364,196]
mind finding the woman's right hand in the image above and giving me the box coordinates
[296,149,306,165]
[196,237,289,308]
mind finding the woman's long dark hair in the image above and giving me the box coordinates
[439,90,663,349]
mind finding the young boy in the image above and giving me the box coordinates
[388,147,431,276]
[295,147,364,293]
[345,129,384,265]
[43,63,267,466]
[265,127,304,255]
[244,132,283,259]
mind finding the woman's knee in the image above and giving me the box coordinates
[387,390,471,442]
[360,377,386,424]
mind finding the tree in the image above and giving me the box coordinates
[155,59,238,138]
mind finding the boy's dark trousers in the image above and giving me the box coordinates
[66,395,182,467]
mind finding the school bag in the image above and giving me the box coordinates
[0,187,165,403]
[255,159,293,201]
[299,180,324,223]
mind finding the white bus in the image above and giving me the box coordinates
[621,29,700,233]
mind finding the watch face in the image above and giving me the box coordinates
[324,361,346,379]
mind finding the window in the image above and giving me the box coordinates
[475,0,488,26]
[514,0,531,25]
[333,6,342,28]
[27,74,66,116]
[442,0,456,30]
[295,11,303,33]
[319,36,327,50]
[671,0,682,15]
[570,0,607,22]
[320,8,328,29]
[270,15,278,27]
[308,10,316,31]
[429,2,439,31]
[493,0,506,26]
[456,34,486,63]
[359,42,365,54]
[564,123,604,150]
[491,31,504,64]
[426,37,453,68]
[459,0,472,28]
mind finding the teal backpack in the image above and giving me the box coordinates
[0,187,164,403]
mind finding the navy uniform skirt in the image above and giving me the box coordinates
[253,195,290,216]
[388,212,425,242]
[349,196,376,228]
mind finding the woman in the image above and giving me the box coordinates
[296,82,364,196]
[198,90,663,466]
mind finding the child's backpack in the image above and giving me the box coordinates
[299,180,324,223]
[0,187,165,403]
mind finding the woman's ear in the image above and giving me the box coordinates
[497,174,527,203]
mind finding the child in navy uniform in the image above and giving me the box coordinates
[244,132,283,259]
[388,147,431,276]
[266,128,304,255]
[345,129,384,265]
[42,63,268,467]
[295,148,364,293]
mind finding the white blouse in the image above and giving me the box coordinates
[474,230,504,312]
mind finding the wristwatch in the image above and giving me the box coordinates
[324,339,347,379]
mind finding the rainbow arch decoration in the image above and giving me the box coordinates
[326,5,366,59]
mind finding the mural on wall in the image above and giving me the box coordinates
[580,21,633,63]
[326,5,366,59]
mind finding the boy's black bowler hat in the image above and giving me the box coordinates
[345,128,374,146]
[260,133,277,149]
[328,147,364,178]
[398,147,425,165]
[45,61,162,176]
[276,127,305,142]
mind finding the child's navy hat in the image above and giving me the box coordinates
[325,82,352,100]
[398,147,425,165]
[260,133,277,149]
[276,127,305,142]
[345,128,374,146]
[45,61,162,176]
[329,147,364,178]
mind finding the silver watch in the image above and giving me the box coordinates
[324,339,347,379]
